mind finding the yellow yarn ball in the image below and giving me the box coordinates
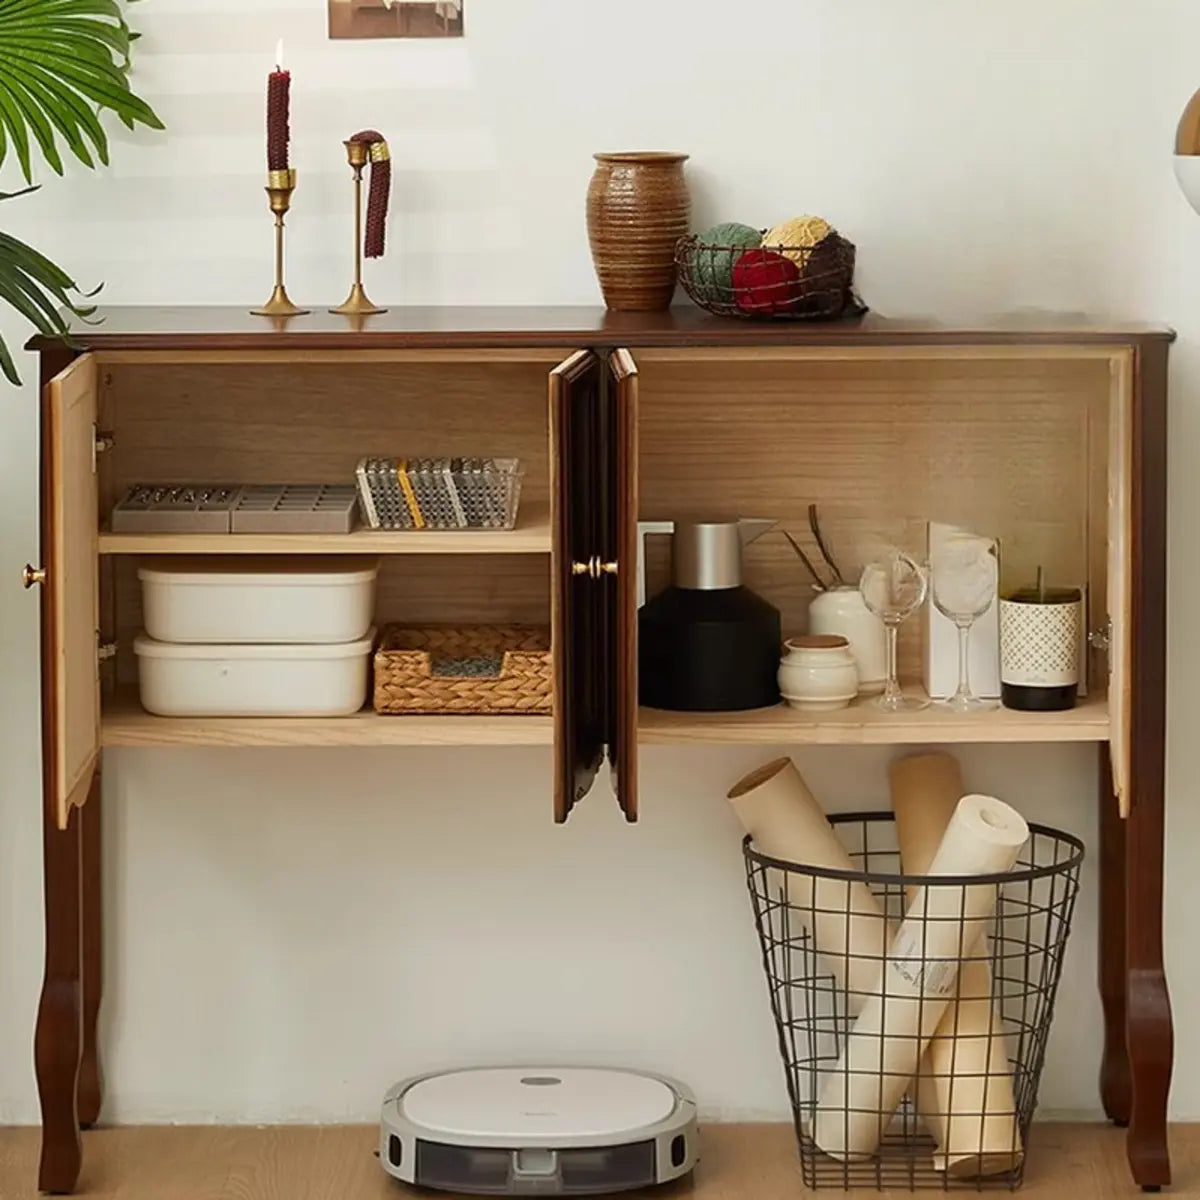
[763,215,833,265]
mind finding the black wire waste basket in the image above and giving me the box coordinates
[744,814,1084,1192]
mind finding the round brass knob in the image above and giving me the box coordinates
[23,565,47,589]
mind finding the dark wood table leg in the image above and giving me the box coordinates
[77,772,103,1129]
[1123,339,1172,1191]
[35,799,85,1194]
[1098,744,1131,1126]
[1124,773,1173,1191]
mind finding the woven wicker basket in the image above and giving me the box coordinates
[374,625,553,715]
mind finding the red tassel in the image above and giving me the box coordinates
[350,129,391,258]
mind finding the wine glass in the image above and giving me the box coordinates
[930,533,999,712]
[859,552,929,712]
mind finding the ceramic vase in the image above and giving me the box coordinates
[808,586,888,695]
[587,152,690,311]
[778,636,859,712]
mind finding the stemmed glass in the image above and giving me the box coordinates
[859,552,929,712]
[930,533,999,712]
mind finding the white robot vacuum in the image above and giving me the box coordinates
[380,1067,699,1195]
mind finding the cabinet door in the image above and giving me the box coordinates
[550,351,605,822]
[43,354,101,831]
[1107,353,1135,817]
[605,350,639,822]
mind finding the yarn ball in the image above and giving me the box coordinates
[732,249,802,315]
[791,232,854,315]
[763,215,834,266]
[686,222,762,302]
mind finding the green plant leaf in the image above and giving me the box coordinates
[0,2,161,383]
[0,0,163,178]
[0,191,101,384]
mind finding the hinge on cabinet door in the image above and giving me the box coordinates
[97,640,117,663]
[92,425,114,473]
[1089,622,1112,657]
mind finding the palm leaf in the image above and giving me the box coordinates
[0,214,96,385]
[0,1,163,382]
[0,0,163,182]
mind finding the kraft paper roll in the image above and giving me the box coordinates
[728,758,889,1010]
[813,794,1029,1163]
[891,755,1024,1178]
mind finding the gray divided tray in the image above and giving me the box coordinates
[111,484,359,534]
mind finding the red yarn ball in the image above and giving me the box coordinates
[732,248,802,315]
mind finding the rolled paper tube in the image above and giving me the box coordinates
[727,758,890,1010]
[813,794,1029,1163]
[891,755,1024,1178]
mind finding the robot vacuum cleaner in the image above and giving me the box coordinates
[380,1067,699,1195]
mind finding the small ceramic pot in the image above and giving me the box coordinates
[808,586,887,695]
[778,635,859,712]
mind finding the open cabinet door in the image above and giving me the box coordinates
[605,350,639,822]
[1108,354,1133,817]
[43,355,101,831]
[550,352,605,822]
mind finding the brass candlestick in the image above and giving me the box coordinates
[331,140,386,316]
[252,168,309,318]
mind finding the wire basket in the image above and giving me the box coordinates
[356,457,524,532]
[676,231,863,320]
[744,814,1084,1192]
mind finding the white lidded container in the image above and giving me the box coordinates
[135,630,376,717]
[138,557,378,644]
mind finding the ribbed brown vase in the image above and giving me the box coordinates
[587,152,690,312]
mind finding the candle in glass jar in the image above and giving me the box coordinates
[267,40,290,172]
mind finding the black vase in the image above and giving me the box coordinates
[639,585,781,712]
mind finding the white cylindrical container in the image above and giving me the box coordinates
[777,635,859,712]
[808,587,887,695]
[139,558,378,645]
[135,630,375,717]
[999,588,1082,713]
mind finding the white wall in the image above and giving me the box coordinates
[2,0,1199,1124]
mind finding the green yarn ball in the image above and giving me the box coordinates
[687,222,762,303]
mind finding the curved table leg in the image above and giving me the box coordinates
[1098,745,1131,1125]
[35,801,84,1194]
[1122,332,1172,1191]
[77,773,103,1129]
[1125,778,1173,1191]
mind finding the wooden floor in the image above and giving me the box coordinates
[0,1123,1192,1199]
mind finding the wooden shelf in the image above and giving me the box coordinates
[639,694,1110,746]
[98,504,552,556]
[101,691,553,748]
[103,690,1108,750]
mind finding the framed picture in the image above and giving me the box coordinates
[329,0,464,39]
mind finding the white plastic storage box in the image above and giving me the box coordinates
[138,558,378,645]
[134,631,376,717]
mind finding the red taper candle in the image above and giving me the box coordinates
[267,40,290,172]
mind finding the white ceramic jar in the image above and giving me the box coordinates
[778,636,859,712]
[808,586,887,695]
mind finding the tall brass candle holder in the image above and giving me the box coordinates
[331,140,387,316]
[252,168,310,317]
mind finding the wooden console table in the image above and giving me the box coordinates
[26,307,1173,1193]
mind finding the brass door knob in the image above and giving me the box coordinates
[22,565,47,589]
[571,558,619,580]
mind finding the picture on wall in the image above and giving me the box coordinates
[329,0,464,39]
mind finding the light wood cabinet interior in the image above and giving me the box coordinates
[90,347,1124,748]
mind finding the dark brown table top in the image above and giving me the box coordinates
[28,305,1175,352]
